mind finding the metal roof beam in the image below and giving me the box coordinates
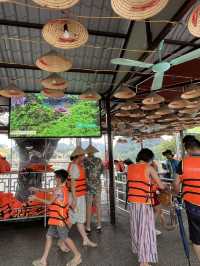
[0,19,127,39]
[165,39,200,48]
[0,63,115,75]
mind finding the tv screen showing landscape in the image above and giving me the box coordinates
[9,93,101,138]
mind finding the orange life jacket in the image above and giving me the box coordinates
[127,163,154,205]
[48,185,70,227]
[181,156,200,206]
[67,163,87,197]
[0,157,11,173]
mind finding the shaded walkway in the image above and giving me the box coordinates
[0,211,199,266]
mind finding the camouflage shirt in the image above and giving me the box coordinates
[84,156,104,195]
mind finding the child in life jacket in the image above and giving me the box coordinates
[29,169,81,266]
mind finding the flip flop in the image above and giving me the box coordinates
[32,259,47,266]
[66,255,82,266]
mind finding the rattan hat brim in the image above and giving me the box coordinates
[114,87,136,99]
[42,88,65,98]
[36,51,72,72]
[141,104,160,111]
[181,87,200,99]
[120,103,139,110]
[155,106,174,116]
[0,84,25,98]
[42,19,88,49]
[41,74,68,90]
[111,0,169,20]
[32,0,79,9]
[142,93,165,105]
[188,5,200,38]
[79,89,101,101]
[168,100,189,109]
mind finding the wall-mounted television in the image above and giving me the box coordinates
[9,93,101,138]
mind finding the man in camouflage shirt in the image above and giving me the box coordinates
[84,144,104,232]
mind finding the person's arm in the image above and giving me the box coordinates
[29,187,54,193]
[174,175,181,194]
[28,192,56,205]
[69,164,79,209]
[148,166,165,190]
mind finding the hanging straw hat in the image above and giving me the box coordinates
[41,74,68,90]
[71,146,85,158]
[41,88,64,98]
[179,108,199,114]
[188,4,200,37]
[155,106,174,116]
[42,19,88,49]
[146,114,161,120]
[142,93,165,105]
[129,110,145,118]
[32,0,80,9]
[186,101,200,109]
[85,144,99,154]
[113,85,136,99]
[36,51,72,72]
[111,0,169,20]
[79,89,101,101]
[120,102,139,110]
[0,84,25,98]
[181,86,200,100]
[141,103,160,111]
[115,111,130,117]
[168,99,189,109]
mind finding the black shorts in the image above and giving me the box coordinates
[185,201,200,245]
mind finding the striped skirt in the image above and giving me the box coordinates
[129,203,158,264]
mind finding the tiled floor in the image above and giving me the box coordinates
[0,210,199,266]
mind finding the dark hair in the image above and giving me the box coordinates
[136,148,154,163]
[162,149,173,156]
[183,135,197,144]
[54,169,69,183]
[183,136,200,151]
[114,160,119,163]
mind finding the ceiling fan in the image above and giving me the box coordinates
[111,40,200,91]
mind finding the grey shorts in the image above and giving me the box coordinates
[47,225,69,240]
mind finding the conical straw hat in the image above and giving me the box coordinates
[0,84,25,98]
[129,110,145,118]
[155,106,174,116]
[181,86,200,99]
[141,103,160,111]
[71,146,85,157]
[120,102,139,110]
[142,93,165,105]
[111,0,169,20]
[146,114,161,120]
[79,89,101,101]
[188,5,200,37]
[168,100,189,109]
[179,108,199,114]
[32,0,80,9]
[36,51,72,72]
[41,88,64,98]
[42,19,88,49]
[85,144,99,154]
[41,74,68,90]
[114,86,136,99]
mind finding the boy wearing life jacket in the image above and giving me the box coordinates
[29,169,81,266]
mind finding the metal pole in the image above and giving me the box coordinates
[105,97,116,225]
[140,140,144,149]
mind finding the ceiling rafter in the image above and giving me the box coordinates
[0,19,127,39]
[109,0,198,97]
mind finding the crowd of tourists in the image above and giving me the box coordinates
[25,135,200,266]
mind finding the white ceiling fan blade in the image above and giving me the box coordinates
[151,72,164,91]
[170,48,200,66]
[111,58,153,68]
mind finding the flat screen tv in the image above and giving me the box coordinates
[9,93,101,138]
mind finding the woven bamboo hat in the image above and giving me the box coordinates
[42,88,64,98]
[186,101,200,109]
[142,93,165,105]
[42,19,88,49]
[36,51,72,72]
[188,5,200,37]
[181,86,200,100]
[111,0,169,20]
[179,108,199,114]
[79,89,101,101]
[168,100,189,109]
[0,84,25,98]
[129,110,145,118]
[120,102,139,110]
[41,74,68,90]
[141,103,160,111]
[71,146,85,158]
[85,144,99,154]
[114,85,136,99]
[32,0,80,9]
[146,114,161,120]
[155,106,174,116]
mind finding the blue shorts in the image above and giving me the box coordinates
[47,225,69,240]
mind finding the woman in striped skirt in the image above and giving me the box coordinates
[127,149,165,266]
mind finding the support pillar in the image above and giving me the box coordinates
[105,97,116,225]
[175,131,184,159]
